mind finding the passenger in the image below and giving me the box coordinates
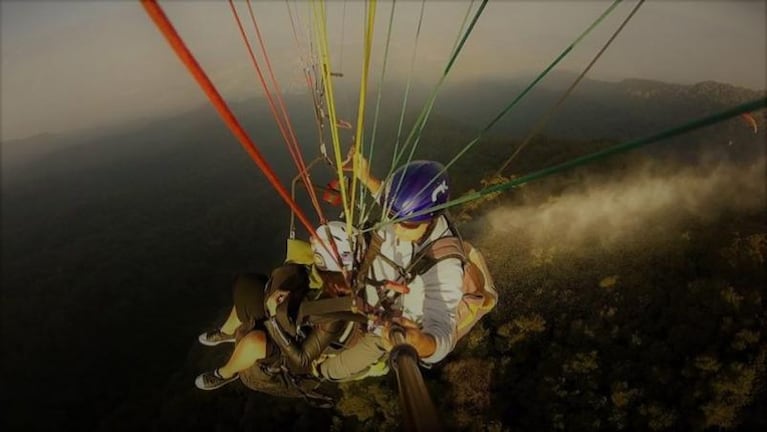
[194,222,359,391]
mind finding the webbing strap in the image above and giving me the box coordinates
[406,237,465,280]
[355,231,384,293]
[298,296,368,325]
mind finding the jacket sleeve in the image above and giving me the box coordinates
[264,317,346,374]
[418,257,464,364]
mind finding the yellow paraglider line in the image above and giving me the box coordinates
[350,0,377,228]
[311,0,351,221]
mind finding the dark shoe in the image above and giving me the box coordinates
[198,329,235,346]
[194,369,239,390]
[304,391,335,409]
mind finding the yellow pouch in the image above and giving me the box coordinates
[285,238,322,289]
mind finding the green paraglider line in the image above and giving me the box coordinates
[359,0,397,225]
[370,96,767,232]
[496,0,645,175]
[383,0,488,222]
[391,0,489,168]
[413,0,624,199]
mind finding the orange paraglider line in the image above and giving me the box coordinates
[140,0,317,238]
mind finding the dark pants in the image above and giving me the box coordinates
[231,273,274,357]
[232,273,269,328]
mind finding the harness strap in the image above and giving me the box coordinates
[355,231,383,293]
[297,296,368,325]
[370,214,467,310]
[406,236,466,280]
[404,213,467,282]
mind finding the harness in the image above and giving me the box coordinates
[364,215,467,317]
[299,214,468,327]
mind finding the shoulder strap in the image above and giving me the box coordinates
[358,213,466,285]
[407,236,466,279]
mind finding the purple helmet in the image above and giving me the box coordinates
[384,160,449,223]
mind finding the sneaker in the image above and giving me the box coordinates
[194,369,239,391]
[304,392,335,409]
[198,329,235,346]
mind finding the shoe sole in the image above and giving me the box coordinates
[198,334,236,346]
[194,374,239,391]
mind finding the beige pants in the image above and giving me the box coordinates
[319,333,388,381]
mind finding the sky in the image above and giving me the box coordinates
[1,0,765,142]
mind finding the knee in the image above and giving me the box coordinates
[238,330,268,359]
[240,330,266,349]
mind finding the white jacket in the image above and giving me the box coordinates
[364,215,464,363]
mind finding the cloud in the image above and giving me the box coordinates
[476,156,766,251]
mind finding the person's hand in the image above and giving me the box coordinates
[342,148,371,184]
[381,316,435,357]
[266,289,289,317]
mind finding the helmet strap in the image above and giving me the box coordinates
[415,217,438,246]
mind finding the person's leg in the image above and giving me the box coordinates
[195,329,269,390]
[218,330,268,378]
[319,333,388,381]
[219,306,240,335]
[232,273,269,325]
[199,274,268,346]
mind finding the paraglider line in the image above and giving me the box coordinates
[370,96,767,231]
[140,0,317,239]
[359,0,397,225]
[412,0,624,201]
[243,0,326,222]
[497,0,645,176]
[229,0,325,222]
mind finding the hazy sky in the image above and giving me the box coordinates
[1,0,765,142]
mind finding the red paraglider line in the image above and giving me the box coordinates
[141,0,317,238]
[228,0,325,222]
[243,0,326,222]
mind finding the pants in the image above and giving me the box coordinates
[231,273,275,357]
[318,332,388,381]
[232,273,269,328]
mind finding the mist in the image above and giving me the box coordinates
[475,156,766,252]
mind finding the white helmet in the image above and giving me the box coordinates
[311,221,360,272]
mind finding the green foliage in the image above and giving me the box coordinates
[442,358,497,429]
[639,403,678,431]
[496,314,547,348]
[334,379,400,431]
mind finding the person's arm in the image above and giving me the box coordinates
[417,258,465,363]
[351,153,382,196]
[264,318,346,374]
[384,317,437,358]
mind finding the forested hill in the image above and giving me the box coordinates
[1,75,765,431]
[433,73,764,142]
